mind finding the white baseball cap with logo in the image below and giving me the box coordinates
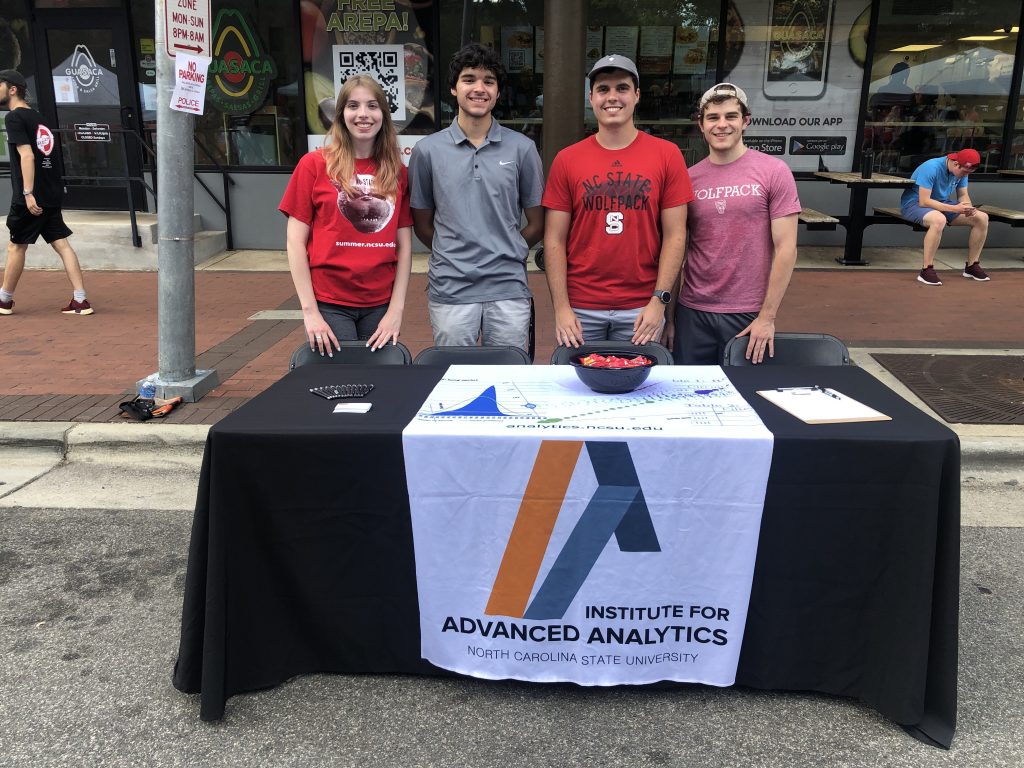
[699,82,749,110]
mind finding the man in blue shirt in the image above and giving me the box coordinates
[900,148,990,285]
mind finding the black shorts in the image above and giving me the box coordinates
[6,205,74,245]
[673,305,758,365]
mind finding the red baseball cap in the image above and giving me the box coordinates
[947,148,981,168]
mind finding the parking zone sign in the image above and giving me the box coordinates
[165,0,211,58]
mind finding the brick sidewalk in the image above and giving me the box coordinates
[1,269,1022,424]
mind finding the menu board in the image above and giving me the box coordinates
[585,26,604,70]
[501,26,535,73]
[604,26,639,59]
[639,26,673,75]
[673,26,711,75]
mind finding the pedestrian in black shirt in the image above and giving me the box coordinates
[1,69,93,315]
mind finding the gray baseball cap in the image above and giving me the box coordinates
[588,55,639,85]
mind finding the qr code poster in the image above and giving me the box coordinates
[333,45,406,122]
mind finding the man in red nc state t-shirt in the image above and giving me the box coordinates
[542,55,692,348]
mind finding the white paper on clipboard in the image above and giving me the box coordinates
[757,386,891,424]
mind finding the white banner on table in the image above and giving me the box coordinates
[403,366,773,686]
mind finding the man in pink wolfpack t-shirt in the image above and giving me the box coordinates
[673,83,801,364]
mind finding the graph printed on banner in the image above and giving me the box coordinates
[412,368,766,434]
[334,45,406,121]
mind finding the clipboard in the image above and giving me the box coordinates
[757,386,891,424]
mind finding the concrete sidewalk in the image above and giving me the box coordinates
[1,245,1023,464]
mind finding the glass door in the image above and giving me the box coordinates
[34,10,145,210]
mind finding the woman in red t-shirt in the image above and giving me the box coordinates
[280,75,412,355]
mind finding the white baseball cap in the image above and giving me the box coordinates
[699,82,749,110]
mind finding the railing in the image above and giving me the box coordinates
[50,126,236,251]
[192,136,236,251]
[141,127,237,251]
[52,126,154,247]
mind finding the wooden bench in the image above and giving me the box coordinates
[876,205,1024,229]
[978,205,1024,227]
[874,207,926,231]
[799,207,840,230]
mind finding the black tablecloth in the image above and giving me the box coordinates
[173,365,959,748]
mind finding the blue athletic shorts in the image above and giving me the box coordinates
[900,199,959,226]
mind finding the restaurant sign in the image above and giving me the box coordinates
[206,8,277,115]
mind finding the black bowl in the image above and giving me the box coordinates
[569,351,656,394]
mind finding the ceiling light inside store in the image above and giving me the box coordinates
[890,44,942,51]
[992,26,1019,33]
[959,35,1007,41]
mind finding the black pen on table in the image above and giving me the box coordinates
[775,385,841,399]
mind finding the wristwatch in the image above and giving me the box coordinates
[652,290,671,304]
[22,189,33,196]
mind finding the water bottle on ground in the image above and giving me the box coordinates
[139,374,158,400]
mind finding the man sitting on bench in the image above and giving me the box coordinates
[900,148,990,286]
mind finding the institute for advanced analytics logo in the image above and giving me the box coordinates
[486,441,661,620]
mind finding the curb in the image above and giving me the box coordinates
[0,422,209,459]
[2,421,1021,473]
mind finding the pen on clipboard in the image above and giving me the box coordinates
[775,385,841,400]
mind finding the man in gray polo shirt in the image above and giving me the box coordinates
[409,43,544,350]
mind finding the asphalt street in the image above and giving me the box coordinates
[0,454,1021,767]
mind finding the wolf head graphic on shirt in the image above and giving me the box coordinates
[329,173,395,234]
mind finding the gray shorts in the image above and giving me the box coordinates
[674,305,757,365]
[428,298,531,350]
[572,307,648,343]
[317,301,388,341]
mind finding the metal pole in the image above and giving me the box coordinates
[542,0,586,174]
[149,0,218,402]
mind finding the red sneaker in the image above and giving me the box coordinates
[962,262,990,281]
[61,299,94,315]
[0,298,12,315]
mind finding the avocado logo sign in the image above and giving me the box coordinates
[207,9,277,115]
[67,44,103,94]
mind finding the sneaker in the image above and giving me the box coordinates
[963,262,990,281]
[917,266,942,286]
[0,298,12,315]
[61,299,94,315]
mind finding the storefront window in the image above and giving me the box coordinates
[301,0,437,161]
[586,0,720,164]
[131,0,305,168]
[865,2,1020,174]
[1014,45,1024,168]
[437,0,542,142]
[0,0,33,165]
[728,0,873,173]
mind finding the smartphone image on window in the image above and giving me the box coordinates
[763,0,834,100]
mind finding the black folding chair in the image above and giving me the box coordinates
[413,345,531,365]
[722,333,850,366]
[550,340,674,365]
[289,340,412,370]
